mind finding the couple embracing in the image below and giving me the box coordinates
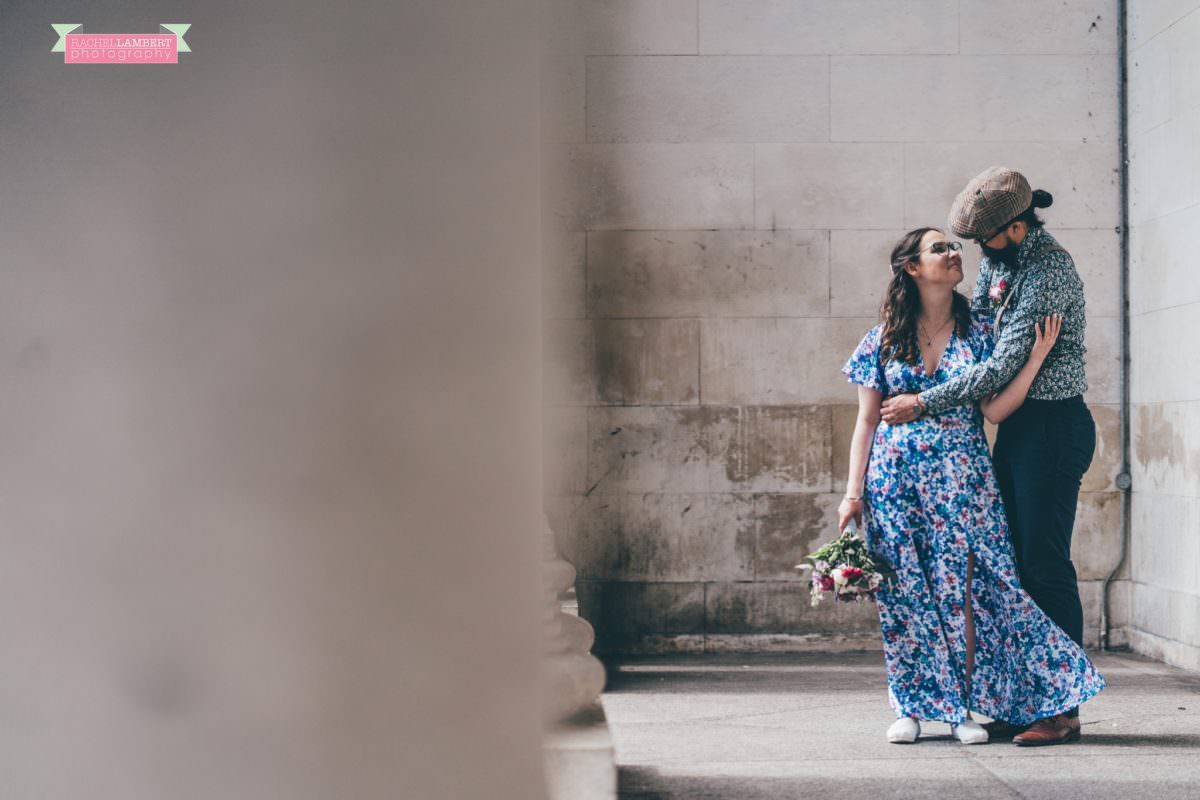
[838,167,1105,747]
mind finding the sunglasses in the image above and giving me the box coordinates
[974,224,1011,246]
[917,240,963,257]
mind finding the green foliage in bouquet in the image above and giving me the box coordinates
[805,528,876,571]
[796,524,898,606]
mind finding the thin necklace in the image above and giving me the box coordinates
[918,314,953,347]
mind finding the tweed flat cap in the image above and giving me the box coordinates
[948,166,1032,240]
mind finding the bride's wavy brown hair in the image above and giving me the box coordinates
[880,227,971,366]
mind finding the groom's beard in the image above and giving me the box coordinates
[981,240,1021,269]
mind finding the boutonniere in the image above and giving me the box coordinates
[987,277,1011,312]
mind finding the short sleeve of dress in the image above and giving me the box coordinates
[841,324,885,392]
[967,313,997,364]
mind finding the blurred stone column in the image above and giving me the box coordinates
[0,2,546,799]
[539,1,616,798]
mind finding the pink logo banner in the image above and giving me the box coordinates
[52,24,191,64]
[65,33,177,63]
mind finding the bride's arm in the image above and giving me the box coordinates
[979,315,1061,425]
[838,385,883,531]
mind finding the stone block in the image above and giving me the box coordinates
[716,406,834,493]
[587,229,830,319]
[698,0,958,55]
[1128,626,1200,672]
[830,405,859,494]
[1131,306,1200,404]
[754,493,841,581]
[1130,205,1200,315]
[1128,27,1172,134]
[1129,490,1200,592]
[1052,228,1122,319]
[755,144,904,230]
[903,142,1120,230]
[587,405,832,494]
[1130,580,1170,641]
[586,56,829,143]
[544,319,700,405]
[583,0,698,55]
[699,317,877,405]
[830,230,900,317]
[1132,400,1200,497]
[831,56,1117,142]
[543,229,586,320]
[594,319,700,405]
[1083,316,1121,405]
[1129,105,1199,225]
[704,581,878,633]
[1168,588,1200,646]
[583,493,756,581]
[1128,0,1197,49]
[959,0,1118,55]
[544,405,590,496]
[1169,9,1200,125]
[1073,491,1123,580]
[577,580,706,652]
[566,144,754,230]
[586,406,727,494]
[566,499,624,580]
[1131,582,1200,649]
[1082,404,1122,492]
[1078,577,1130,648]
[701,632,882,652]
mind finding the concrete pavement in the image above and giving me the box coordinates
[600,651,1200,799]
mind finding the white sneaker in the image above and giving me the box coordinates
[952,718,989,745]
[886,716,920,743]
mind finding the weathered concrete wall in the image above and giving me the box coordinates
[1127,1,1200,671]
[545,0,1125,653]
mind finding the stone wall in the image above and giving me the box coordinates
[1127,0,1200,671]
[545,0,1126,653]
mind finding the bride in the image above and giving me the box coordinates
[838,226,1105,744]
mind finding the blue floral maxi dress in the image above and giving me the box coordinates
[842,317,1105,725]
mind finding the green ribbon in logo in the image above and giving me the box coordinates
[51,24,81,52]
[51,23,191,54]
[161,23,192,52]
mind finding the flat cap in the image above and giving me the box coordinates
[948,166,1032,240]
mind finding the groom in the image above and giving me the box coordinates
[879,167,1096,747]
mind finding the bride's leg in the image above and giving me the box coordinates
[964,549,976,719]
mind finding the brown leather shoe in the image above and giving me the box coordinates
[1013,714,1081,747]
[982,719,1027,740]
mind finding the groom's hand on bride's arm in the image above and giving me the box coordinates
[880,393,924,424]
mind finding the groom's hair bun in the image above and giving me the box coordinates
[1031,189,1054,209]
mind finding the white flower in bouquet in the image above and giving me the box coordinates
[796,528,897,607]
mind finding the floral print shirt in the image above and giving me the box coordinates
[918,227,1088,415]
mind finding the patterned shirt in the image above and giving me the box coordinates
[918,226,1088,415]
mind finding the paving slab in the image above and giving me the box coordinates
[601,651,1200,799]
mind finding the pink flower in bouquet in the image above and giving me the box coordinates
[842,566,864,580]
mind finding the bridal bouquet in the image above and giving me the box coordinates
[795,523,894,607]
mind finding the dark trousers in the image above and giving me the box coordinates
[992,395,1096,705]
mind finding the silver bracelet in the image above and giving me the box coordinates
[844,495,862,502]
